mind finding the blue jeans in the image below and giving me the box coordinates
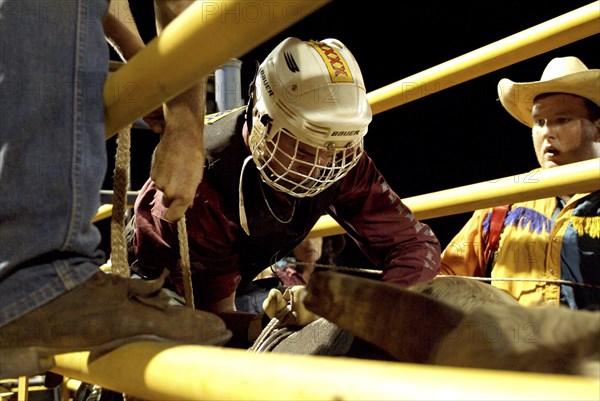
[0,0,109,326]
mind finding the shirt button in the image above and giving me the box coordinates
[550,269,555,275]
[552,237,558,243]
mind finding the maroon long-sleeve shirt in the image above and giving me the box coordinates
[133,108,440,308]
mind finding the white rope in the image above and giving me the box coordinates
[437,274,600,289]
[294,262,600,289]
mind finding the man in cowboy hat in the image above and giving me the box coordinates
[441,56,600,310]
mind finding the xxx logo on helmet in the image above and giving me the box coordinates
[307,40,354,84]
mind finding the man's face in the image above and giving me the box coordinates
[292,237,323,264]
[531,94,600,169]
[265,130,335,188]
[249,119,363,197]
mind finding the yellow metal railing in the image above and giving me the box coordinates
[52,342,600,401]
[93,158,600,229]
[307,158,600,238]
[367,1,600,114]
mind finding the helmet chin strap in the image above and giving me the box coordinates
[238,155,254,236]
[245,60,260,133]
[239,63,261,234]
[245,96,254,135]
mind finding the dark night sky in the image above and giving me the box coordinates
[105,0,599,262]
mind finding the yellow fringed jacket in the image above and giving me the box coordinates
[441,190,600,309]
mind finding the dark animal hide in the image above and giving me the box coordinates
[303,272,600,377]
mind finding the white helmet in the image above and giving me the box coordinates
[248,37,372,197]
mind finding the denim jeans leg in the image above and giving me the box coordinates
[0,0,109,326]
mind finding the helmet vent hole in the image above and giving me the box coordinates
[303,121,329,135]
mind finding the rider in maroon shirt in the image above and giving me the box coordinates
[132,37,440,313]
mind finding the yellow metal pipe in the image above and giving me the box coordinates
[307,158,600,238]
[91,204,132,223]
[104,0,330,138]
[17,376,27,401]
[92,204,115,223]
[367,1,600,115]
[94,158,600,226]
[51,342,599,401]
[65,378,82,393]
[406,158,600,220]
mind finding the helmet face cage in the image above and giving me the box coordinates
[249,113,364,197]
[248,37,371,198]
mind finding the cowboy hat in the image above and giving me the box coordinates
[497,56,599,127]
